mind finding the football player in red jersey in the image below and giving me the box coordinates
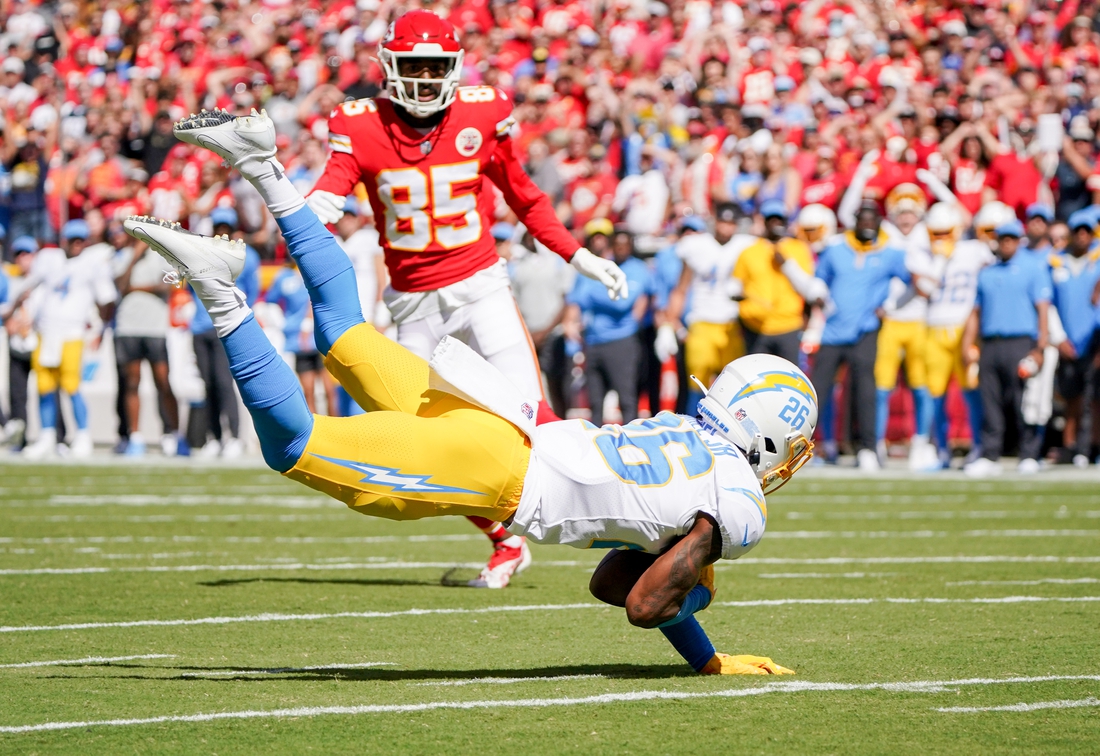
[302,10,629,588]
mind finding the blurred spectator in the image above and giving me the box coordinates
[265,259,336,416]
[0,236,39,450]
[565,224,652,425]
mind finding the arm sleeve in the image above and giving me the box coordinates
[893,249,913,284]
[310,109,365,197]
[484,135,581,262]
[94,266,118,306]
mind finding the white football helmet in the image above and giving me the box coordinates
[796,203,837,251]
[973,201,1014,243]
[694,354,818,494]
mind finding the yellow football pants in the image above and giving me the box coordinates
[285,323,530,523]
[874,319,927,391]
[32,340,83,395]
[685,321,744,388]
[925,326,970,398]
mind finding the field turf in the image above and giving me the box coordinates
[1,461,1098,754]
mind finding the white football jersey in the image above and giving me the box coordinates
[926,240,995,327]
[882,220,934,323]
[29,246,117,341]
[336,226,384,315]
[676,233,755,325]
[509,412,768,560]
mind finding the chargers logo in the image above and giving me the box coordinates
[729,371,817,406]
[311,454,486,496]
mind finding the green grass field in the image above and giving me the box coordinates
[1,461,1098,754]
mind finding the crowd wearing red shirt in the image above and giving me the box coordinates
[2,0,1100,256]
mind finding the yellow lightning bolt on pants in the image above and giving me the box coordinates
[285,324,530,522]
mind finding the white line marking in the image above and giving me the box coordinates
[416,674,605,687]
[40,495,341,509]
[947,578,1100,586]
[1,675,1097,734]
[180,662,394,678]
[0,534,484,546]
[0,560,599,577]
[766,530,1100,539]
[0,654,175,669]
[4,596,1099,635]
[757,572,896,580]
[735,556,1100,565]
[937,697,1100,713]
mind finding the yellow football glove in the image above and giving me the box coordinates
[700,653,795,676]
[697,564,715,605]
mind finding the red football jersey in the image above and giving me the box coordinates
[313,86,580,293]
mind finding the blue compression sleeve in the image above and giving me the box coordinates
[275,207,364,355]
[39,392,57,430]
[70,392,88,430]
[221,314,313,472]
[875,388,891,442]
[657,584,713,628]
[913,387,933,438]
[660,616,716,672]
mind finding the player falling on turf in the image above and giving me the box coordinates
[126,107,816,675]
[299,10,627,588]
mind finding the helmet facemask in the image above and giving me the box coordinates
[380,49,464,119]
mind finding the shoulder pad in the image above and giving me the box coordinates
[456,86,515,136]
[1048,254,1063,268]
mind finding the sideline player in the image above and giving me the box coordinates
[126,110,817,674]
[281,11,627,587]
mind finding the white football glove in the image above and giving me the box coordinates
[307,190,347,225]
[654,323,679,363]
[571,247,629,300]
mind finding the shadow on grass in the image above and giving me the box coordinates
[197,576,442,588]
[50,662,694,683]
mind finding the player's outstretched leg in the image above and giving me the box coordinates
[124,217,313,472]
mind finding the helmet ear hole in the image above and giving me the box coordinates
[764,437,777,454]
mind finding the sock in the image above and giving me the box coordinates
[467,516,523,547]
[963,389,983,448]
[875,388,892,442]
[912,387,933,438]
[238,155,305,218]
[686,389,704,415]
[660,616,716,672]
[932,395,948,450]
[221,314,314,472]
[39,391,57,429]
[190,279,252,339]
[276,207,365,354]
[70,392,88,430]
[819,392,835,443]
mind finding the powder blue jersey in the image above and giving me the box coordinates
[816,232,910,345]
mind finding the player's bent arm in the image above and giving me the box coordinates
[624,513,722,629]
[962,307,981,364]
[589,550,659,607]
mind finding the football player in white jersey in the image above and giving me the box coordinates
[923,203,994,467]
[875,184,942,470]
[665,202,756,412]
[124,110,818,674]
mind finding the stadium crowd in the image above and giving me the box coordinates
[2,0,1100,474]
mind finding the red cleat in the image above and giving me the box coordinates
[467,538,532,588]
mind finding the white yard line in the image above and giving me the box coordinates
[936,697,1100,713]
[416,674,606,687]
[0,560,599,577]
[766,530,1100,539]
[947,578,1100,586]
[734,556,1100,565]
[38,495,340,509]
[0,654,175,669]
[0,534,483,546]
[3,596,1098,635]
[756,572,896,580]
[1,675,1097,734]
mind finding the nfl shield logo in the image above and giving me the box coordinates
[735,408,747,421]
[521,402,535,419]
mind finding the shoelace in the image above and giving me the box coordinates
[162,269,186,288]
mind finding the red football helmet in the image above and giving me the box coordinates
[379,10,464,118]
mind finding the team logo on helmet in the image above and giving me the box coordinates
[455,127,483,156]
[729,371,817,406]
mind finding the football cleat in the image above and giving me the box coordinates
[123,216,246,288]
[468,538,532,589]
[173,108,276,170]
[701,653,795,675]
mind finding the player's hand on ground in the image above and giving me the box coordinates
[307,190,348,225]
[696,563,715,605]
[571,247,629,300]
[701,653,795,675]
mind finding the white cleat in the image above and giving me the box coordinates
[856,448,881,472]
[964,457,1000,478]
[220,437,243,459]
[22,429,58,460]
[173,108,276,169]
[1016,458,1041,475]
[123,216,246,288]
[69,431,93,459]
[468,538,532,589]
